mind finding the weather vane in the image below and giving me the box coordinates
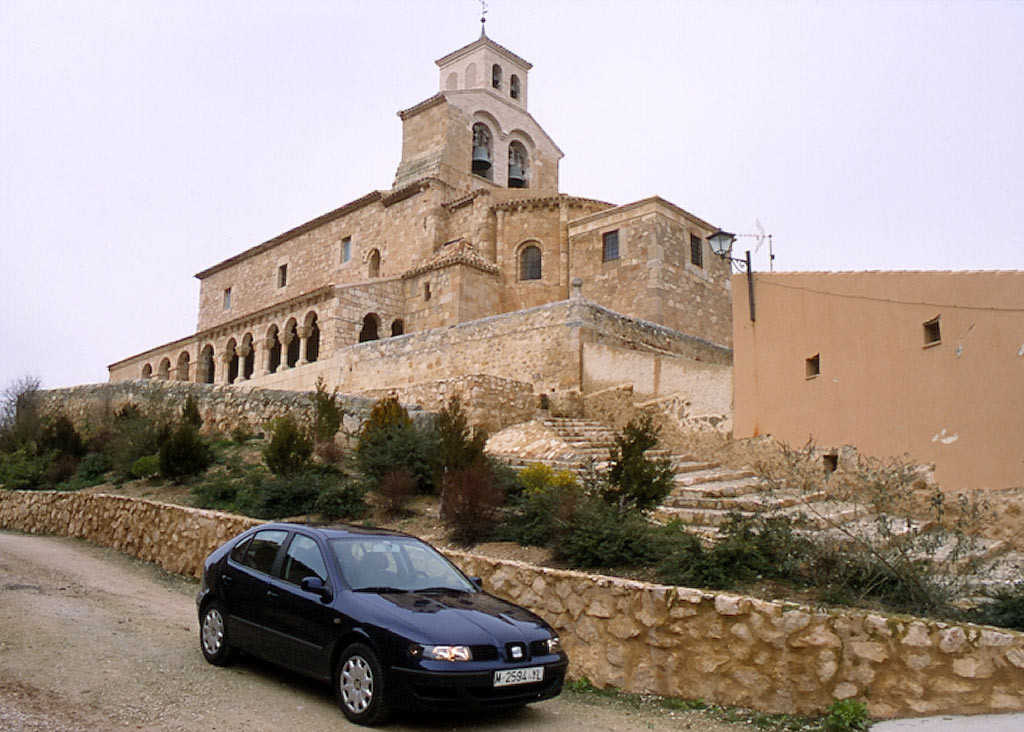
[480,0,488,35]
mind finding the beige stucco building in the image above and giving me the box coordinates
[732,270,1024,491]
[108,32,734,419]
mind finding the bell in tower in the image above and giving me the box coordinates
[508,141,528,188]
[472,123,492,176]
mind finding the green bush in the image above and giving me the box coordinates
[823,698,871,731]
[158,424,212,480]
[38,414,86,459]
[433,396,487,480]
[230,424,253,444]
[0,448,54,490]
[314,478,368,521]
[190,473,242,511]
[130,454,160,479]
[555,497,654,569]
[355,397,435,493]
[602,414,674,513]
[107,404,172,479]
[967,582,1024,631]
[0,375,43,453]
[495,464,580,547]
[376,468,417,515]
[263,416,313,475]
[75,452,112,482]
[312,377,343,443]
[182,395,203,430]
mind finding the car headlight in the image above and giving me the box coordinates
[546,636,562,654]
[410,644,473,662]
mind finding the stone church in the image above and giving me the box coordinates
[109,32,735,428]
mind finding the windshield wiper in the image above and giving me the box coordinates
[353,586,409,594]
[414,586,465,594]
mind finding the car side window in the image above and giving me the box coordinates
[229,535,252,564]
[239,529,288,575]
[282,534,328,585]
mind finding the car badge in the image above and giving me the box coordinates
[511,645,524,660]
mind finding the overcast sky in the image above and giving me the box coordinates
[2,0,1022,392]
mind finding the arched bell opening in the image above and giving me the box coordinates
[508,141,529,189]
[472,123,493,180]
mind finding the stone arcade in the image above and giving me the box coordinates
[109,31,734,421]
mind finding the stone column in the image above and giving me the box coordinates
[236,344,252,381]
[218,352,232,384]
[279,332,294,370]
[262,338,276,374]
[297,326,312,366]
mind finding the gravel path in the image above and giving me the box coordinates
[0,530,761,731]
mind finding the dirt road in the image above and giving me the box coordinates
[0,530,759,732]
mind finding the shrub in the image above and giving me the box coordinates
[356,397,435,493]
[130,454,160,479]
[75,452,112,482]
[377,468,417,515]
[37,414,86,459]
[158,424,212,480]
[44,453,80,486]
[555,497,654,569]
[314,478,368,521]
[967,582,1024,631]
[823,698,871,731]
[107,404,172,479]
[0,375,43,453]
[433,396,487,480]
[441,462,505,545]
[230,424,253,444]
[602,414,674,513]
[190,473,241,511]
[315,439,344,466]
[0,448,53,490]
[495,464,580,547]
[182,395,203,430]
[312,377,343,443]
[263,416,313,475]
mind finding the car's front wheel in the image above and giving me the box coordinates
[199,600,236,666]
[336,643,389,726]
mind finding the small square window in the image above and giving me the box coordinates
[923,317,941,345]
[424,282,431,301]
[277,264,287,288]
[806,354,820,378]
[341,237,351,263]
[602,230,619,262]
[690,234,703,268]
[223,287,231,310]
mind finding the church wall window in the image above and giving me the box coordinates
[690,234,703,268]
[465,63,477,88]
[520,244,542,281]
[446,71,458,91]
[391,319,404,337]
[359,313,381,343]
[492,64,502,90]
[341,237,351,263]
[602,230,620,262]
[141,364,152,380]
[424,282,431,301]
[368,249,381,278]
[223,287,232,310]
[510,74,520,99]
[277,264,288,288]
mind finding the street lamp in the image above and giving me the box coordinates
[708,228,756,322]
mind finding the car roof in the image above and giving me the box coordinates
[259,521,416,541]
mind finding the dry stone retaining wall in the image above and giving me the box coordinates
[2,490,1021,719]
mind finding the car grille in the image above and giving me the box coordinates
[470,644,499,661]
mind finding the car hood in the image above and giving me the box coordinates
[350,589,551,646]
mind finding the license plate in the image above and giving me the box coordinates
[493,666,544,687]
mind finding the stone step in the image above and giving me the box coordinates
[663,491,824,512]
[672,468,758,488]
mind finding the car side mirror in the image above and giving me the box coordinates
[469,577,483,590]
[301,576,332,601]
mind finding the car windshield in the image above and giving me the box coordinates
[330,536,475,594]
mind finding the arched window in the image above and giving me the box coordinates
[225,339,238,384]
[368,249,381,278]
[391,319,404,337]
[359,313,380,343]
[520,245,542,281]
[465,62,477,88]
[510,74,520,99]
[201,345,215,384]
[141,364,152,380]
[304,314,320,363]
[472,123,493,180]
[446,71,458,91]
[508,141,528,189]
[284,319,299,368]
[267,326,282,374]
[491,64,502,90]
[176,352,190,381]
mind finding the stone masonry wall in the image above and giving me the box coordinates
[1,490,1021,720]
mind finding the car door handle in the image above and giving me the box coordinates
[220,574,233,585]
[266,589,280,600]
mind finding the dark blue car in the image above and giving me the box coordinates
[196,522,568,725]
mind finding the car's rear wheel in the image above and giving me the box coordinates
[199,601,236,666]
[336,643,389,726]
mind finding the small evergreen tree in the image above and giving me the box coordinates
[602,414,674,513]
[158,424,211,480]
[356,396,434,492]
[182,395,203,430]
[263,416,313,475]
[312,376,343,443]
[434,396,487,479]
